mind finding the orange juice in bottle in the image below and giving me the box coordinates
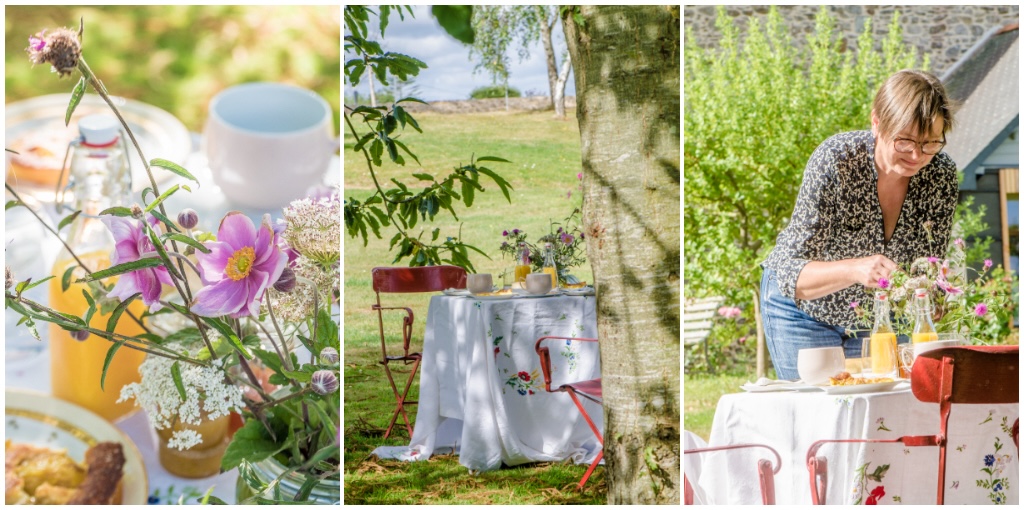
[911,288,938,344]
[866,291,897,376]
[514,243,531,284]
[542,242,558,289]
[48,114,145,422]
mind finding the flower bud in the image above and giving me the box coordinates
[320,347,339,364]
[177,208,199,229]
[130,204,144,220]
[70,329,90,341]
[310,370,339,395]
[273,267,297,293]
[5,266,13,290]
[26,27,81,78]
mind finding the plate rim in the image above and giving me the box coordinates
[5,388,150,504]
[819,379,906,395]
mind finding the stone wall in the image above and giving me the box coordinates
[683,5,1018,76]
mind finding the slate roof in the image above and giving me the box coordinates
[939,23,1019,190]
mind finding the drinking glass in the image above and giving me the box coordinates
[862,333,898,378]
[897,343,915,379]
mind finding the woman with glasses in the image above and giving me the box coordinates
[759,69,958,380]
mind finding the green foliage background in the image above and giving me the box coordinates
[470,85,522,99]
[5,5,340,133]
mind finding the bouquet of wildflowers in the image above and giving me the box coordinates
[851,238,1016,344]
[7,21,339,502]
[497,208,588,283]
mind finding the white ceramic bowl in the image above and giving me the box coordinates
[467,273,493,294]
[797,346,846,385]
[525,273,552,295]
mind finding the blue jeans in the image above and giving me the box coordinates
[760,267,865,381]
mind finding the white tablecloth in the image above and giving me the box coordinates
[391,294,602,472]
[695,388,1019,505]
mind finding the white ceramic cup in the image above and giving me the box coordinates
[467,274,493,294]
[797,346,846,385]
[203,82,335,208]
[525,273,552,295]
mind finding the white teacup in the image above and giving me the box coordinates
[467,274,493,294]
[525,273,552,295]
[797,346,846,385]
[203,82,335,208]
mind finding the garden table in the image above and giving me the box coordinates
[695,386,1018,504]
[4,134,339,503]
[384,293,602,472]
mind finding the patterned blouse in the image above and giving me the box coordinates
[762,130,958,329]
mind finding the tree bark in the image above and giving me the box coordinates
[537,6,559,111]
[553,54,572,119]
[563,5,680,504]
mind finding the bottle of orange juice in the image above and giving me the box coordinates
[911,288,938,344]
[514,243,531,285]
[48,115,146,422]
[541,242,558,289]
[867,291,897,377]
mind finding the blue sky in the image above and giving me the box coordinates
[344,5,575,102]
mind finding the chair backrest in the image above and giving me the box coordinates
[372,266,467,294]
[683,297,723,346]
[911,345,1019,405]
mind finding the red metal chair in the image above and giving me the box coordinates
[684,443,782,504]
[806,345,1019,504]
[372,265,467,439]
[535,335,602,489]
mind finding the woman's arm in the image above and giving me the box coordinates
[795,254,898,301]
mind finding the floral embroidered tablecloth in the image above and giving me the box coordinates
[399,294,602,472]
[699,388,1018,505]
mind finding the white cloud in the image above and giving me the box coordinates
[345,5,575,102]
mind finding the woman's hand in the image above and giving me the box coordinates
[795,255,898,300]
[848,254,899,288]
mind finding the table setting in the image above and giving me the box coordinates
[373,268,603,473]
[690,336,1019,505]
[6,20,340,504]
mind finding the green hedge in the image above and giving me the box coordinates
[470,85,521,99]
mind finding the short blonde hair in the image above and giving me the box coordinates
[872,69,956,139]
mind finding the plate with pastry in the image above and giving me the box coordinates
[6,93,190,201]
[5,389,147,504]
[468,288,519,300]
[819,371,908,395]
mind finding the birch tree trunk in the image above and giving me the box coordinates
[553,54,572,120]
[563,5,680,504]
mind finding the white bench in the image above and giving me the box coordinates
[684,297,724,374]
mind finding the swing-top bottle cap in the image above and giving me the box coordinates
[78,114,119,146]
[914,287,928,298]
[875,290,888,300]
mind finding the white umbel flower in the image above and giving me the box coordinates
[119,342,246,450]
[283,193,340,266]
[269,257,338,323]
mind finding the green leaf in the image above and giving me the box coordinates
[61,265,77,292]
[98,206,134,217]
[395,96,428,105]
[352,132,375,152]
[6,200,22,210]
[77,258,164,283]
[432,6,475,44]
[144,184,181,213]
[412,173,434,181]
[477,166,514,203]
[221,420,287,472]
[199,317,252,359]
[100,339,126,391]
[163,233,211,254]
[151,159,199,184]
[82,288,97,326]
[105,293,139,335]
[146,227,183,281]
[170,360,187,402]
[149,209,182,233]
[65,76,87,126]
[474,156,511,163]
[16,276,55,294]
[57,210,82,231]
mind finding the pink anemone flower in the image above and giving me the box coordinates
[191,212,286,318]
[101,214,173,311]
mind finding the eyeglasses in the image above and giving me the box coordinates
[893,137,945,155]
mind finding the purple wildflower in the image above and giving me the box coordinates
[512,229,520,235]
[502,230,509,237]
[577,172,583,181]
[954,238,965,249]
[850,301,859,309]
[28,31,46,51]
[101,214,173,311]
[984,259,993,269]
[561,233,574,245]
[975,303,988,317]
[878,277,890,289]
[927,256,938,263]
[191,213,287,318]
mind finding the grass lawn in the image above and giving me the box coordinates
[343,108,605,504]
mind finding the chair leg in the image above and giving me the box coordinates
[578,450,603,489]
[382,357,422,440]
[758,458,776,504]
[808,456,827,505]
[684,474,695,505]
[567,390,603,489]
